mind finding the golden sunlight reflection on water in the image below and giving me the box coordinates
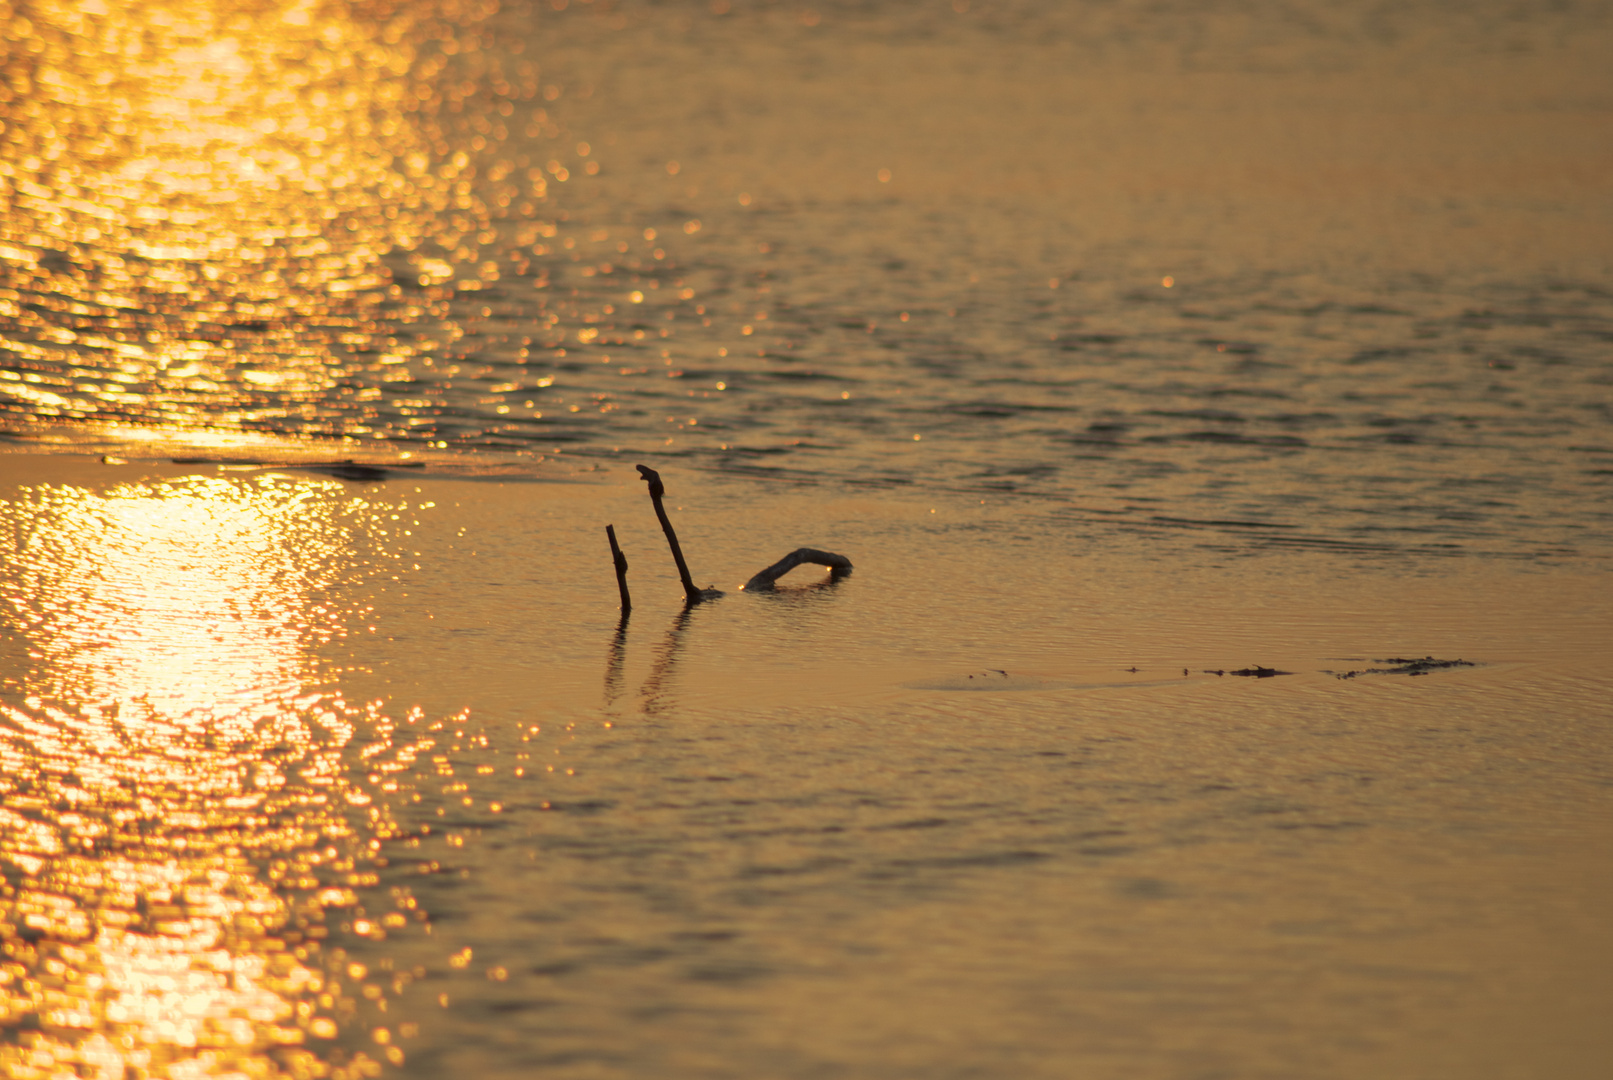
[0,0,541,443]
[3,0,1612,1074]
[0,474,431,1078]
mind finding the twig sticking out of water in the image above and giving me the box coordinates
[635,465,718,605]
[744,548,854,591]
[605,524,631,615]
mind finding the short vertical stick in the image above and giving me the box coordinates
[605,524,631,615]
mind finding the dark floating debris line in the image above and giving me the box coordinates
[1201,666,1290,678]
[1188,657,1477,679]
[159,457,428,481]
[1329,657,1477,680]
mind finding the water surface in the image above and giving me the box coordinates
[2,2,1611,1078]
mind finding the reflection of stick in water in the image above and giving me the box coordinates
[639,605,694,715]
[603,615,629,707]
[635,464,720,605]
[744,548,854,591]
[605,524,631,615]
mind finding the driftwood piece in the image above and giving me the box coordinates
[605,524,631,614]
[743,548,854,591]
[635,464,719,605]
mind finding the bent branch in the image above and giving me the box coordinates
[744,548,854,591]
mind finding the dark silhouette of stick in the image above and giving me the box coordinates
[743,548,854,591]
[635,465,711,605]
[605,524,631,614]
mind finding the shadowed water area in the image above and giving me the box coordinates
[2,1,1611,1078]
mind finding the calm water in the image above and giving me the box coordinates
[2,2,1612,1078]
[4,0,1611,558]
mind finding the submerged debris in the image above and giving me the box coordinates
[744,548,854,591]
[1202,666,1291,677]
[1330,657,1476,679]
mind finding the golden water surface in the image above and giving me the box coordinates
[2,2,1612,1078]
